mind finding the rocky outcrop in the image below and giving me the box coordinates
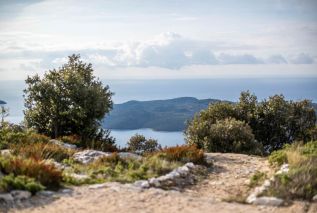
[246,163,289,206]
[132,162,201,190]
[73,150,141,164]
[50,139,77,150]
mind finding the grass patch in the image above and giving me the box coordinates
[0,174,44,195]
[10,141,75,162]
[265,141,317,201]
[152,145,207,165]
[249,171,267,188]
[0,156,62,189]
[63,153,182,185]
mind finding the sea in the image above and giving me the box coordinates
[1,78,317,147]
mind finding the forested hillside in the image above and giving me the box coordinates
[103,97,230,131]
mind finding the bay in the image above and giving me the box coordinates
[110,129,184,148]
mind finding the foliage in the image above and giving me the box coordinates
[185,91,316,153]
[59,134,81,146]
[268,149,288,166]
[249,171,267,188]
[10,141,75,162]
[127,134,161,154]
[82,128,118,152]
[24,54,113,141]
[266,158,317,200]
[154,145,206,165]
[204,118,262,154]
[0,106,9,124]
[0,174,44,194]
[0,156,62,189]
[0,122,27,149]
[265,141,317,200]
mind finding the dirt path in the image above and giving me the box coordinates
[9,153,314,213]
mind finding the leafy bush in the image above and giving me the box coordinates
[127,134,161,154]
[0,174,44,194]
[185,91,316,154]
[155,145,206,165]
[268,149,288,166]
[0,156,62,189]
[10,142,75,162]
[188,118,262,155]
[82,129,118,152]
[0,122,27,149]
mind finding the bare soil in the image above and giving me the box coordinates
[9,153,316,213]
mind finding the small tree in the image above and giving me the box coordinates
[24,54,113,141]
[127,134,161,154]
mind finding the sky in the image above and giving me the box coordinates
[0,0,317,80]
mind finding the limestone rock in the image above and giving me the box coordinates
[117,152,142,160]
[134,180,150,188]
[50,139,77,150]
[73,150,111,164]
[0,193,14,203]
[252,196,284,206]
[10,190,32,200]
[88,183,108,190]
[36,190,55,197]
[0,149,11,156]
[276,164,289,174]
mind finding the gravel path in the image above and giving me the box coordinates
[9,153,315,213]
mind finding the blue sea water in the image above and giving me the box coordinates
[1,78,317,147]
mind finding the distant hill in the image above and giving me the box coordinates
[0,100,6,104]
[103,97,317,132]
[103,97,229,131]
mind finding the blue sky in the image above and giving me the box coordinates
[0,0,317,80]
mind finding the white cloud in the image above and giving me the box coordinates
[289,53,314,64]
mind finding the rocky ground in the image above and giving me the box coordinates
[5,153,317,213]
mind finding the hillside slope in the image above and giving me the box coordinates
[103,97,228,131]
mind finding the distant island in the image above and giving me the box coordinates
[103,97,230,131]
[0,100,6,104]
[103,97,317,132]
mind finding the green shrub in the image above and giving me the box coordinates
[0,122,27,149]
[249,171,267,188]
[127,134,161,154]
[0,156,62,189]
[185,91,316,153]
[10,142,75,162]
[268,149,288,166]
[154,145,206,165]
[188,118,262,155]
[0,174,44,194]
